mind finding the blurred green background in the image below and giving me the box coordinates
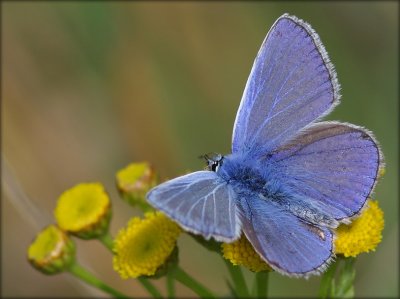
[2,1,398,298]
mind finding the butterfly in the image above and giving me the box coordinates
[146,13,383,277]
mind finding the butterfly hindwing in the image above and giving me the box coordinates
[238,196,333,277]
[232,14,340,155]
[146,171,241,242]
[266,121,382,222]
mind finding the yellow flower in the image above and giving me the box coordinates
[116,162,157,211]
[335,200,384,257]
[54,183,111,239]
[113,212,181,279]
[222,234,272,272]
[28,225,75,275]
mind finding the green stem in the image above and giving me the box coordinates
[137,277,163,299]
[255,271,269,298]
[335,257,356,298]
[99,231,114,251]
[98,231,163,299]
[319,261,338,299]
[166,271,175,298]
[68,262,130,299]
[223,259,249,297]
[174,266,216,299]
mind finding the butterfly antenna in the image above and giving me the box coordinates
[198,153,209,161]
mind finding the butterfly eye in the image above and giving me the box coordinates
[202,153,224,172]
[211,162,218,172]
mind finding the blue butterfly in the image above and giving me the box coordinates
[146,14,383,277]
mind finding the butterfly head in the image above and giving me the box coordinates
[200,152,224,172]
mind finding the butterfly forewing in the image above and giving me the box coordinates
[146,171,241,242]
[232,14,340,156]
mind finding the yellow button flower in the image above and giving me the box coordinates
[54,183,111,239]
[222,234,272,273]
[116,162,157,211]
[335,200,384,257]
[28,225,75,274]
[113,212,181,279]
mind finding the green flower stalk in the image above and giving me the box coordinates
[116,162,157,211]
[221,234,271,297]
[28,225,75,275]
[54,183,112,239]
[319,257,356,299]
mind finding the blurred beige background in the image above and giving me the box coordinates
[2,2,398,298]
